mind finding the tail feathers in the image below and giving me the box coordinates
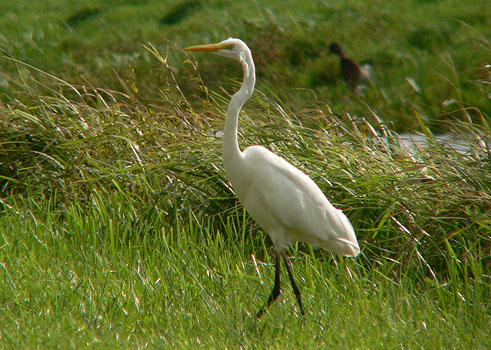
[328,236,360,257]
[360,63,372,82]
[323,209,360,257]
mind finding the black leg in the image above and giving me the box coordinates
[256,252,281,318]
[282,252,305,316]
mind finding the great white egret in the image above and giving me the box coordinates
[185,38,360,318]
[329,42,363,91]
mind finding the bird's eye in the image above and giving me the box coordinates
[222,44,235,50]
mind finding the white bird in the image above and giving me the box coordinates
[185,38,360,318]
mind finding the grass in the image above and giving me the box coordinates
[1,0,490,348]
[1,0,489,129]
[0,192,489,348]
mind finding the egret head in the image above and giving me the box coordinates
[184,38,250,62]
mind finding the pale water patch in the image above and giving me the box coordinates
[394,133,472,155]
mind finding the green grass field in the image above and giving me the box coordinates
[1,0,490,348]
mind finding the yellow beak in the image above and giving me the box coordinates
[184,42,232,52]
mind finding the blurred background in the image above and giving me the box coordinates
[1,0,489,131]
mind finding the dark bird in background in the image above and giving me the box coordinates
[329,42,366,91]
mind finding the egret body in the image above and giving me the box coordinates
[185,38,360,318]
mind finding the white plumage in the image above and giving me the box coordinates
[185,38,360,317]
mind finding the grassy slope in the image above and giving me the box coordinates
[1,0,490,348]
[1,194,489,348]
[1,0,489,129]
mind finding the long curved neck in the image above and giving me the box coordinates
[222,50,256,168]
